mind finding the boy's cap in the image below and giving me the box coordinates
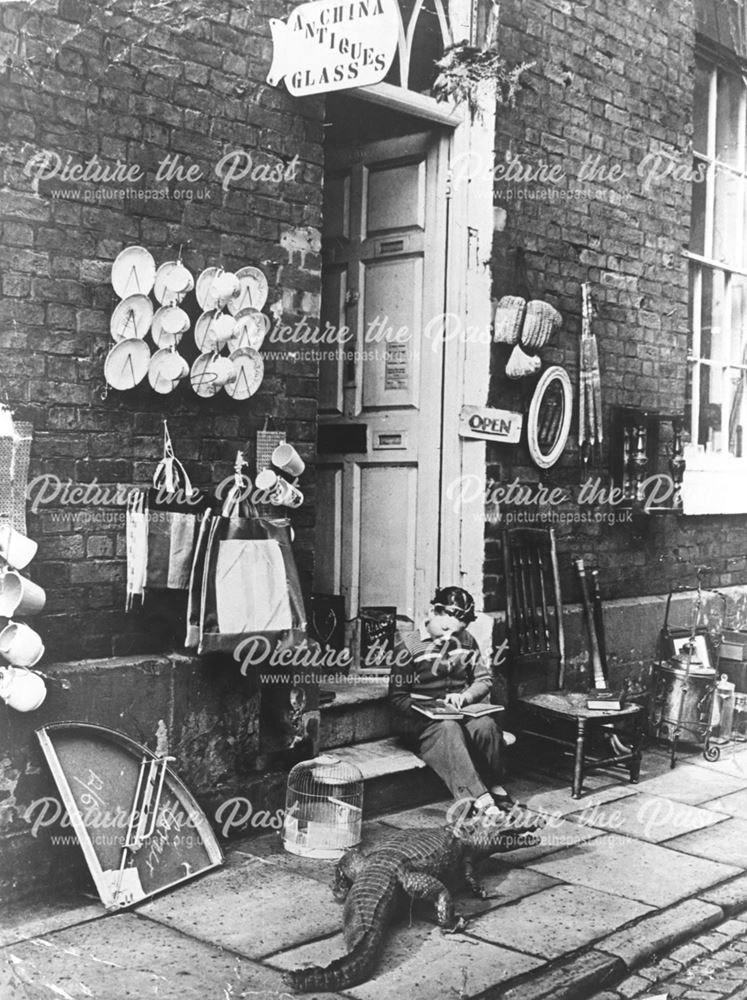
[431,586,476,624]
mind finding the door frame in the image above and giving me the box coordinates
[338,5,495,615]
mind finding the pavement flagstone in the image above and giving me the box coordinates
[4,744,747,1000]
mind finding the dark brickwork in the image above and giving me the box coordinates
[0,0,324,660]
[484,0,747,610]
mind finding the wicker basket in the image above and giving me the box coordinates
[493,296,526,345]
[520,300,562,351]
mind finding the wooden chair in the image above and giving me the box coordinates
[501,527,643,799]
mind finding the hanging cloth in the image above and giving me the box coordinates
[126,422,208,609]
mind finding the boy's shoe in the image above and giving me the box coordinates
[491,792,516,811]
[468,799,504,822]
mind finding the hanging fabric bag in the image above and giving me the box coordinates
[197,477,306,657]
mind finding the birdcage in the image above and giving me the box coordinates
[283,754,363,860]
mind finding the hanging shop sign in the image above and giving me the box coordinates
[459,405,523,444]
[266,0,399,97]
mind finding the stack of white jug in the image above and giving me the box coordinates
[0,524,47,712]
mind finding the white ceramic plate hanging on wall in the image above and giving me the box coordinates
[229,308,267,351]
[195,267,222,311]
[110,295,153,342]
[194,311,218,353]
[154,261,195,304]
[104,339,151,390]
[111,246,156,298]
[228,267,269,314]
[225,348,264,400]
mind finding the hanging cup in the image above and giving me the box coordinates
[211,356,239,389]
[0,621,45,668]
[0,570,46,617]
[210,313,237,346]
[272,443,305,478]
[0,524,38,570]
[256,469,303,508]
[0,665,46,711]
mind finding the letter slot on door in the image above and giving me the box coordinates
[317,424,368,454]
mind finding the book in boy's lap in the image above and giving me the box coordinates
[411,698,505,721]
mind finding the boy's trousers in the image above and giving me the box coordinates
[416,716,502,801]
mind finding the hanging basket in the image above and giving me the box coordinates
[505,344,542,379]
[520,301,562,351]
[493,296,526,345]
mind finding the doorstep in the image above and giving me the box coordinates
[318,675,448,813]
[319,674,392,749]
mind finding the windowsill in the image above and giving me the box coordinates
[681,444,747,514]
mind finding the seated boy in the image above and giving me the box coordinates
[388,586,514,818]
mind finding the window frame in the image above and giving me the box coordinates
[683,48,747,514]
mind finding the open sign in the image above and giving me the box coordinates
[459,406,523,444]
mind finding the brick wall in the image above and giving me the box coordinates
[0,0,325,661]
[484,0,747,610]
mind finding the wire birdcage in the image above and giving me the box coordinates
[283,754,363,860]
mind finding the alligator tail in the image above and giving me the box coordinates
[284,924,387,993]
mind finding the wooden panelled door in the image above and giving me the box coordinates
[314,128,450,630]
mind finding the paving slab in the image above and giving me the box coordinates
[527,833,741,907]
[270,918,544,1000]
[452,863,560,918]
[703,787,747,820]
[514,779,637,819]
[486,948,626,1000]
[636,747,700,777]
[663,816,747,869]
[496,815,606,866]
[468,883,652,959]
[633,763,746,805]
[679,744,747,776]
[0,913,345,1000]
[0,894,102,947]
[568,792,729,843]
[596,898,724,968]
[138,853,343,959]
[699,871,747,913]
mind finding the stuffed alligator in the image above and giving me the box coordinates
[285,809,544,992]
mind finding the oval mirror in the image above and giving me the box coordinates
[527,365,573,469]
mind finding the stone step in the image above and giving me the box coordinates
[325,737,446,817]
[319,675,393,750]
